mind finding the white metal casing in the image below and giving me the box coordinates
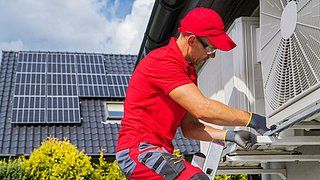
[197,17,261,177]
[198,16,262,116]
[198,16,261,144]
[260,0,320,127]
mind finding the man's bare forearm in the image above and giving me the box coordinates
[170,84,250,127]
[199,98,250,126]
[189,123,226,141]
[180,112,227,141]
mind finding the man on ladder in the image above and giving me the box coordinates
[116,7,269,180]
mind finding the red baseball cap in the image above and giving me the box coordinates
[178,7,236,51]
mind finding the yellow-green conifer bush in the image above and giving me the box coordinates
[173,149,183,158]
[93,151,125,180]
[215,174,248,180]
[0,158,30,180]
[95,160,125,180]
[22,137,95,179]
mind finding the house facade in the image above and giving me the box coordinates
[0,51,200,160]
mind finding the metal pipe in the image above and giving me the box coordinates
[226,154,320,163]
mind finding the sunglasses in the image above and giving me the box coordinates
[186,31,217,55]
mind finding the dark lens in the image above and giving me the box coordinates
[196,36,208,49]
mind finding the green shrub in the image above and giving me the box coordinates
[215,174,248,180]
[0,158,30,180]
[20,138,197,179]
[173,149,183,158]
[22,137,95,180]
[93,151,125,180]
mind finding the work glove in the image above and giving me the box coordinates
[247,113,270,135]
[225,130,257,150]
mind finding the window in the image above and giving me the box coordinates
[104,102,124,123]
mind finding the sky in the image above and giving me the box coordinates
[0,0,154,58]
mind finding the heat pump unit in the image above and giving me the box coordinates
[260,0,320,127]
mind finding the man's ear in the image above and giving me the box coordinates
[187,35,196,46]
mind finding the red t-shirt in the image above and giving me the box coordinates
[116,38,198,153]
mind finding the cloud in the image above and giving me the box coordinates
[0,0,154,59]
[106,0,154,54]
[0,40,24,53]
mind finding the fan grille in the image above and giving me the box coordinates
[263,0,320,110]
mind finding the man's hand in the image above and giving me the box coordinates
[247,113,270,135]
[225,130,257,150]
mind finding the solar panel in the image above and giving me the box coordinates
[46,53,80,123]
[12,52,47,123]
[106,74,130,97]
[77,54,109,97]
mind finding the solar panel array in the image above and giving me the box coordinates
[12,52,131,124]
[12,53,81,123]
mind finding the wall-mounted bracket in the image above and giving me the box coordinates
[264,103,320,136]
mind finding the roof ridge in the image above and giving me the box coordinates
[1,50,138,57]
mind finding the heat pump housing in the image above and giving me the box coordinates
[198,17,261,154]
[260,0,320,126]
[198,17,262,114]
